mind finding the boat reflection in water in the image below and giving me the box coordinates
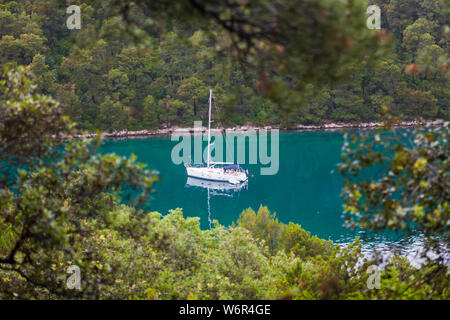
[185,177,248,227]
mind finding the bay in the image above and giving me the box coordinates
[99,130,354,243]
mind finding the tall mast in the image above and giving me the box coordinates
[207,89,212,167]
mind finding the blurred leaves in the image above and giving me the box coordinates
[0,67,158,298]
[339,114,449,266]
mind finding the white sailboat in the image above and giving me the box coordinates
[184,89,248,185]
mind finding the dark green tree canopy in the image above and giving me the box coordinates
[1,0,447,131]
[110,0,389,104]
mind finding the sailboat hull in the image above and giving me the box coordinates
[186,177,248,191]
[186,166,247,184]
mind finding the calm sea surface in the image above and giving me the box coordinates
[98,129,450,266]
[99,130,359,243]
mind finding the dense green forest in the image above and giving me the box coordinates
[0,0,448,132]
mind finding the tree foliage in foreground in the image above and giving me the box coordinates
[0,67,158,298]
[339,114,449,295]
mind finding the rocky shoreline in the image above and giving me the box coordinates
[75,119,446,139]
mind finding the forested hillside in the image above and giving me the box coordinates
[0,0,448,131]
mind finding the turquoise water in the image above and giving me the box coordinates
[99,130,357,242]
